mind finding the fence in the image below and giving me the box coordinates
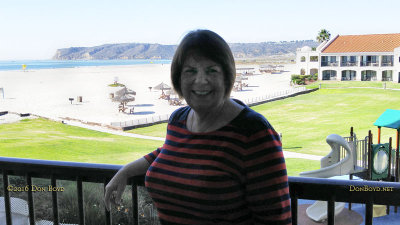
[111,86,310,130]
[243,86,307,106]
[1,156,400,225]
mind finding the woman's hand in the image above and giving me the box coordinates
[104,171,127,211]
[103,157,150,211]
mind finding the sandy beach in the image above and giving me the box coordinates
[0,63,296,126]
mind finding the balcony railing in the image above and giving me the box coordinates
[381,62,394,67]
[340,61,358,67]
[361,61,380,67]
[1,156,400,225]
[321,62,338,67]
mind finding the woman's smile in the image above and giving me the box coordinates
[180,54,226,113]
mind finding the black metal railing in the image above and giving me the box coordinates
[289,176,400,225]
[321,62,339,67]
[0,157,148,225]
[381,62,394,67]
[340,61,358,67]
[1,157,400,225]
[361,61,380,67]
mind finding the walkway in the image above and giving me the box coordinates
[64,120,322,160]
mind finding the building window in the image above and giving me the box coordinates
[361,55,379,66]
[301,56,306,62]
[361,70,377,81]
[341,56,357,66]
[322,70,337,80]
[300,68,305,75]
[321,56,337,67]
[341,70,356,81]
[310,56,318,62]
[381,55,394,66]
[382,70,393,81]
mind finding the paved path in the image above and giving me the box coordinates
[64,120,165,141]
[1,113,323,160]
[65,120,322,160]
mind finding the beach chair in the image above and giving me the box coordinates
[118,103,127,112]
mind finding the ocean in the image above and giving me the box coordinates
[0,59,172,71]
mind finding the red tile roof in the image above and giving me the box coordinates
[322,33,400,53]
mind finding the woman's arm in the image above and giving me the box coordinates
[245,128,292,225]
[104,157,150,211]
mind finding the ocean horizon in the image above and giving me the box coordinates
[0,59,172,71]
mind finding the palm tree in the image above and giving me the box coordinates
[316,29,331,43]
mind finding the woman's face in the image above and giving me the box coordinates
[180,54,226,113]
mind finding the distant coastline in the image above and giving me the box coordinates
[0,59,171,71]
[52,41,319,60]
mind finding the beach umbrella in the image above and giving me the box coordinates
[113,94,136,104]
[113,87,136,105]
[153,82,171,91]
[115,87,136,96]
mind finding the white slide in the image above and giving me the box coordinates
[300,134,355,178]
[299,134,356,222]
[306,201,346,222]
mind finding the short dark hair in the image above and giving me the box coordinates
[171,29,236,98]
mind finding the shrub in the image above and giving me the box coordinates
[291,74,318,85]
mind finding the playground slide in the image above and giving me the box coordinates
[299,134,355,178]
[300,134,355,222]
[306,201,346,222]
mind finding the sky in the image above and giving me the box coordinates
[1,0,400,60]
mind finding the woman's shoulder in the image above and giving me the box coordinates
[231,106,275,133]
[168,106,191,123]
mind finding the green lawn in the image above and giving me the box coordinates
[0,118,163,164]
[2,83,400,176]
[285,158,320,176]
[306,80,400,89]
[1,118,319,176]
[253,88,400,156]
[131,88,400,156]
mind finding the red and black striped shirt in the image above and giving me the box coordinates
[144,103,291,224]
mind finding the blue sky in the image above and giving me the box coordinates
[1,0,400,60]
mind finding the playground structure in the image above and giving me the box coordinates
[300,109,400,222]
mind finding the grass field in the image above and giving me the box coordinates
[0,118,319,176]
[306,80,400,89]
[130,87,400,156]
[2,82,399,176]
[0,118,163,164]
[254,88,400,155]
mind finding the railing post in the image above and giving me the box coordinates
[104,181,112,225]
[51,175,59,225]
[131,181,139,225]
[26,174,35,225]
[365,202,373,225]
[290,194,297,225]
[2,170,12,225]
[77,177,85,225]
[327,200,335,225]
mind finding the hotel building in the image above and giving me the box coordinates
[296,33,400,83]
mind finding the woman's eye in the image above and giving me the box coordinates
[184,69,196,74]
[207,68,219,74]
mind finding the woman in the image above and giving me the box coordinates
[105,30,291,225]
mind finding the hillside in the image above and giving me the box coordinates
[52,40,318,60]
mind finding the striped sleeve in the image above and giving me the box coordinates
[144,147,161,164]
[244,128,292,225]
